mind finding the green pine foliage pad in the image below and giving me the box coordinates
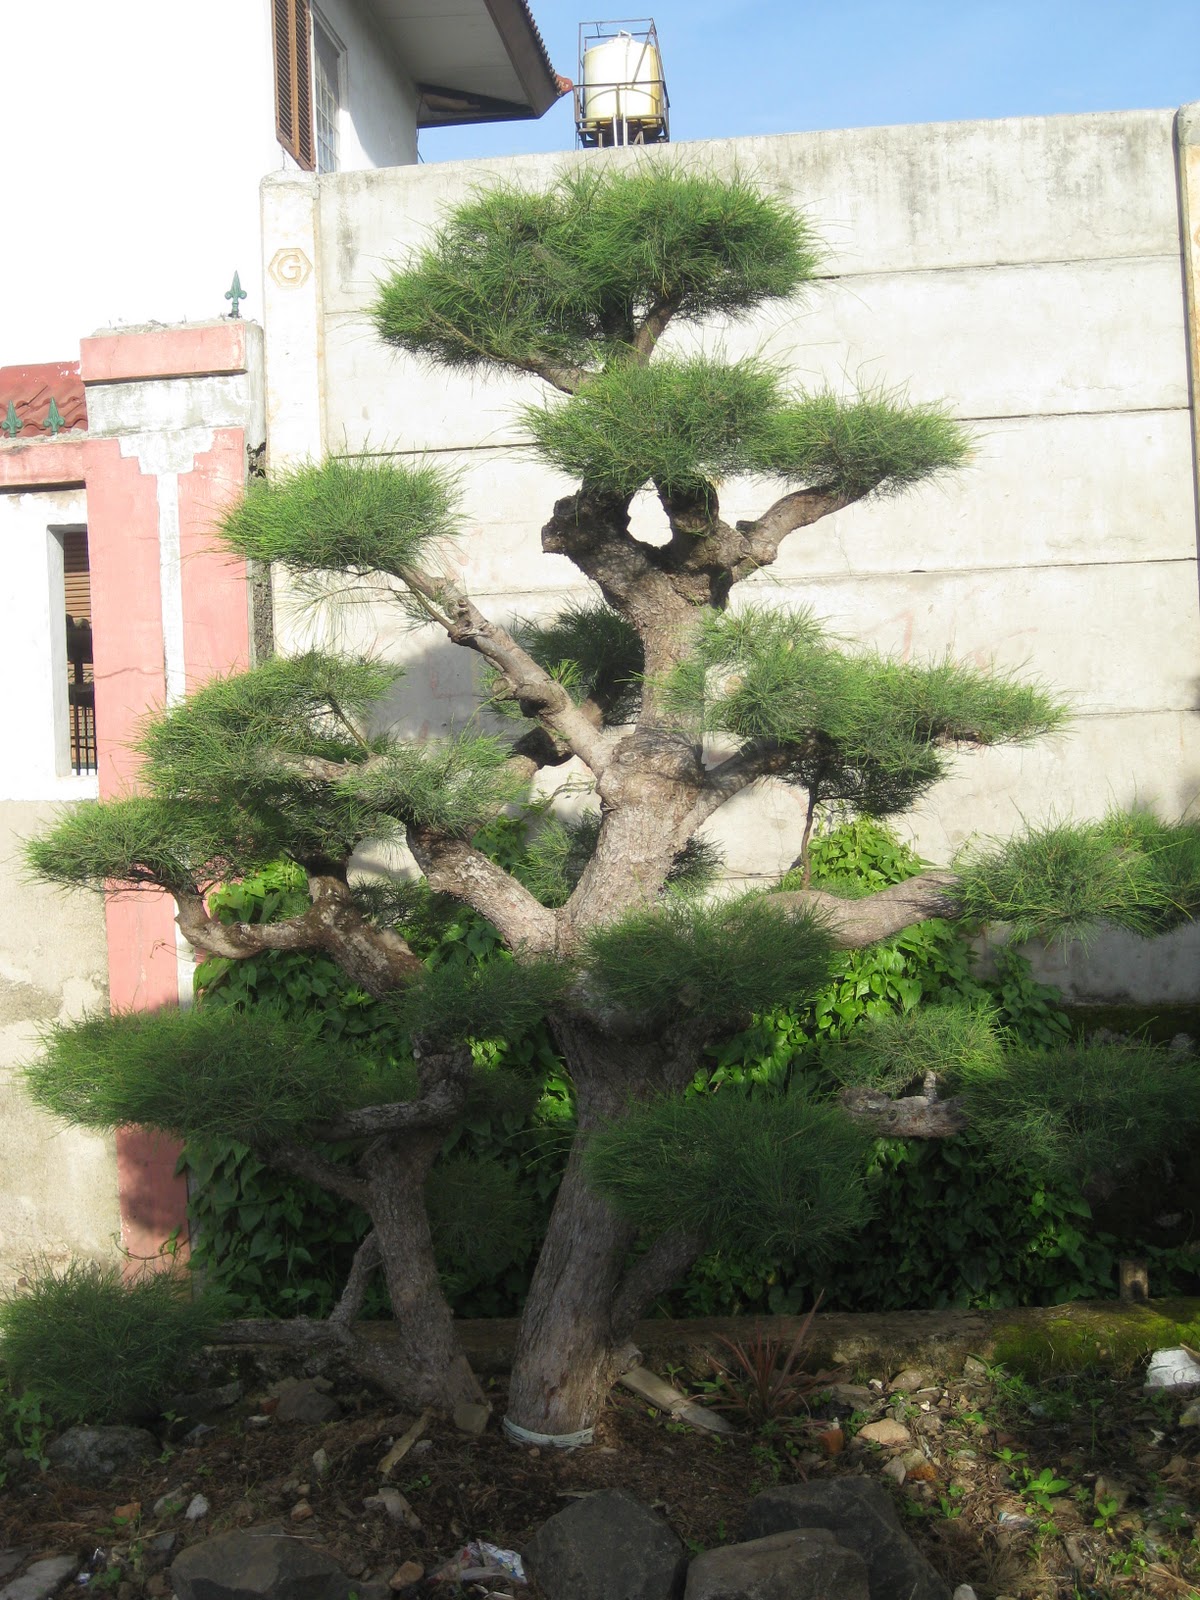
[374,166,821,375]
[27,1005,415,1143]
[828,1002,1006,1096]
[220,457,459,578]
[957,811,1200,941]
[959,1038,1200,1189]
[584,894,835,1026]
[0,1262,223,1425]
[26,794,228,896]
[585,1091,873,1258]
[658,607,1063,820]
[342,735,529,838]
[526,362,970,500]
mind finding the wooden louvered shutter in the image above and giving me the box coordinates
[272,0,315,171]
[63,531,91,626]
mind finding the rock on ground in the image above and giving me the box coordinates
[743,1480,951,1600]
[0,1557,80,1600]
[684,1528,870,1600]
[170,1525,352,1600]
[46,1426,159,1486]
[525,1488,686,1600]
[272,1381,342,1426]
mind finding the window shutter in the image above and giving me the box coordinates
[272,0,315,170]
[63,531,91,623]
[294,0,315,170]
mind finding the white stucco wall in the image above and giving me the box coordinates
[1,0,418,365]
[0,489,99,803]
[262,107,1200,1001]
[0,486,117,1287]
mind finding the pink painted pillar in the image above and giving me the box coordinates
[79,321,263,1266]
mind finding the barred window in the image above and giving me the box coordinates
[60,530,96,777]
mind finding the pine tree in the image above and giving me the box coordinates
[27,166,1200,1440]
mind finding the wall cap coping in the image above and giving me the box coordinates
[0,432,87,490]
[81,321,258,385]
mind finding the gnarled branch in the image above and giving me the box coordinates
[611,1227,704,1340]
[407,827,558,954]
[772,870,962,948]
[262,1136,370,1206]
[329,1231,382,1326]
[631,295,681,363]
[176,875,424,998]
[734,487,852,570]
[397,562,616,777]
[839,1085,969,1138]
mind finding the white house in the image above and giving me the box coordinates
[0,0,566,1288]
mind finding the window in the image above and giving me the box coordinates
[45,527,96,780]
[272,0,315,170]
[312,15,342,174]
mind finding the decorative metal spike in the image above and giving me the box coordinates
[2,401,21,439]
[43,399,65,436]
[224,271,247,319]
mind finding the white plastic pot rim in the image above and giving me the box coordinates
[501,1415,595,1449]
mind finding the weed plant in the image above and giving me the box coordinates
[0,1261,223,1425]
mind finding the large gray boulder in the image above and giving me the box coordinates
[525,1488,686,1600]
[46,1426,158,1486]
[743,1480,951,1600]
[685,1528,870,1600]
[170,1526,350,1600]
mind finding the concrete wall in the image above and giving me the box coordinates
[0,804,115,1291]
[263,107,1200,1002]
[1,0,418,365]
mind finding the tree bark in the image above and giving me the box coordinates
[364,1136,486,1409]
[504,1016,706,1441]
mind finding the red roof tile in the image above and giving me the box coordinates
[0,361,87,437]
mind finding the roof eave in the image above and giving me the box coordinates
[481,0,565,117]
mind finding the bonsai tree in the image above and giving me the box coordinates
[26,166,1200,1442]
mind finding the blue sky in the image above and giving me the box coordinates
[419,1,1198,163]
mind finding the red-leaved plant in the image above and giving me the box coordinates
[702,1293,839,1425]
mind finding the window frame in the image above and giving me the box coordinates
[311,8,345,176]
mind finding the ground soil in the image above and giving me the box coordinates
[2,1348,1199,1600]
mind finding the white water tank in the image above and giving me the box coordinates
[581,32,665,129]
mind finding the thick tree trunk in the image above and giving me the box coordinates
[365,1137,486,1410]
[504,1018,705,1443]
[503,1142,638,1441]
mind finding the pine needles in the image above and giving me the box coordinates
[374,165,821,377]
[829,1003,1005,1096]
[956,812,1200,942]
[585,894,834,1026]
[220,457,458,578]
[26,1006,415,1142]
[958,1038,1200,1189]
[25,796,226,895]
[584,1091,872,1258]
[659,607,1065,820]
[0,1262,224,1425]
[343,735,528,838]
[524,356,783,496]
[525,361,971,501]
